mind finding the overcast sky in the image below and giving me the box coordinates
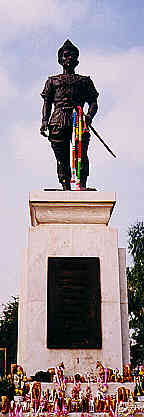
[0,0,144,307]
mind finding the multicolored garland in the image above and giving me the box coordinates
[71,106,89,190]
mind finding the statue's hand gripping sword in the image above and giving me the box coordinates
[89,124,117,158]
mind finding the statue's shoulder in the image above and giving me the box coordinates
[41,74,61,94]
[45,74,91,81]
[47,74,63,81]
[45,74,91,83]
[76,74,91,80]
[75,74,94,85]
[43,74,62,84]
[78,74,99,97]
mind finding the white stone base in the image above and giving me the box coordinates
[18,191,130,377]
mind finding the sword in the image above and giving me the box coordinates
[89,125,117,158]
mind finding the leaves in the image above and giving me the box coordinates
[127,221,144,367]
[0,377,15,399]
[0,297,19,374]
[128,221,144,261]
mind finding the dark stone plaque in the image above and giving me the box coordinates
[47,257,102,349]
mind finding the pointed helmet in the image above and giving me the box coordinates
[58,39,79,65]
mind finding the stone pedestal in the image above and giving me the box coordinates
[17,191,130,377]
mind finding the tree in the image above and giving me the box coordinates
[0,297,18,374]
[127,221,144,368]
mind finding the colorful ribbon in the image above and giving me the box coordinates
[71,107,89,190]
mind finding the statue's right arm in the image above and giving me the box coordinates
[40,78,54,135]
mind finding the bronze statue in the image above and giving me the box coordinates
[40,39,99,190]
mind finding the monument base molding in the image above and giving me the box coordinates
[18,191,130,377]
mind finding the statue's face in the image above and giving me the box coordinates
[61,49,78,71]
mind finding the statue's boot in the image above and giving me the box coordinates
[80,177,87,190]
[62,179,71,190]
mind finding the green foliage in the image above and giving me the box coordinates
[127,221,144,367]
[0,297,19,374]
[0,377,15,400]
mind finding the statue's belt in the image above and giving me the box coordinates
[54,104,83,111]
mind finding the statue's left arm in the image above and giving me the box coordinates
[85,76,99,126]
[40,78,54,136]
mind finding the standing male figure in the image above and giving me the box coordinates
[40,39,99,190]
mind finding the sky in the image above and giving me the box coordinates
[0,0,144,307]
